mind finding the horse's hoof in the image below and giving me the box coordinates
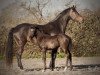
[64,67,68,71]
[51,69,54,71]
[42,70,45,72]
[20,66,24,70]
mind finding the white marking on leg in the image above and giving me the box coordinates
[42,69,45,72]
[64,67,68,71]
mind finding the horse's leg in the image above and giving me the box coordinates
[64,49,72,71]
[16,39,26,69]
[50,49,57,71]
[68,50,72,70]
[49,58,52,69]
[42,49,46,72]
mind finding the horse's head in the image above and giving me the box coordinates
[68,5,83,23]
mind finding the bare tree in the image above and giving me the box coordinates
[15,0,51,23]
[35,0,50,18]
[64,0,74,7]
[64,0,79,7]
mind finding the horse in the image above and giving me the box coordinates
[30,26,72,71]
[5,5,83,69]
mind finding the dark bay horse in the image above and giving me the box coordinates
[31,27,72,71]
[5,5,83,69]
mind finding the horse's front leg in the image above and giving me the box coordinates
[64,50,72,71]
[42,49,46,72]
[68,51,72,70]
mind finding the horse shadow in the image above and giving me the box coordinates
[24,64,100,71]
[73,64,100,69]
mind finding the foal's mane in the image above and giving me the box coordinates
[35,27,52,37]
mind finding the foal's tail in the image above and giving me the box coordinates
[5,28,14,66]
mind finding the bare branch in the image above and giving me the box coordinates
[28,0,31,10]
[15,0,50,23]
[41,0,50,10]
[65,0,74,7]
[35,0,50,19]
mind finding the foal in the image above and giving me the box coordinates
[31,27,72,71]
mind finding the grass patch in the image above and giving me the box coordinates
[0,54,4,60]
[57,52,65,58]
[22,51,65,59]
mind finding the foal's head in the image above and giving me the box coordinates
[30,26,43,38]
[68,5,83,23]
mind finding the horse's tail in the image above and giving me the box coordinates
[5,28,14,66]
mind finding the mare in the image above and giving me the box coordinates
[5,5,83,69]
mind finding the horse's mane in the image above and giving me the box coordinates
[51,7,71,22]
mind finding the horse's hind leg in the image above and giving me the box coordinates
[15,39,26,69]
[42,49,46,72]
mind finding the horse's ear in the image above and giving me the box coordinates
[73,5,76,8]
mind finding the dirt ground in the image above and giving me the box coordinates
[0,57,100,75]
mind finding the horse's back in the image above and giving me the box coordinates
[57,34,70,48]
[12,23,36,41]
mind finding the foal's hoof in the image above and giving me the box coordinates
[42,70,45,72]
[64,67,68,71]
[49,65,52,69]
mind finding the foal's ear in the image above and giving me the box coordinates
[30,26,35,29]
[35,27,39,30]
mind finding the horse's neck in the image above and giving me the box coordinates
[56,14,70,33]
[50,12,70,33]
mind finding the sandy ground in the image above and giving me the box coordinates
[0,57,100,75]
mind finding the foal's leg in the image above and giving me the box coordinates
[49,59,52,69]
[50,49,57,71]
[42,49,46,72]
